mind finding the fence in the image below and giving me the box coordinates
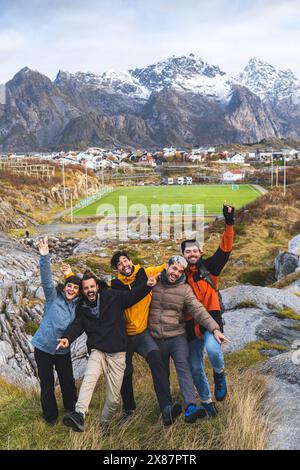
[74,186,113,210]
[0,158,56,178]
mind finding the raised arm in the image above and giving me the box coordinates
[204,204,234,276]
[38,238,56,304]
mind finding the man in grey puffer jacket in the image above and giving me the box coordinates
[148,255,230,422]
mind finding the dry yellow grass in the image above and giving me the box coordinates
[0,361,269,450]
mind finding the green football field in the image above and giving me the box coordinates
[74,184,261,217]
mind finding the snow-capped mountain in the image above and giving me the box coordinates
[1,54,300,151]
[237,57,300,105]
[55,69,150,100]
[130,53,233,102]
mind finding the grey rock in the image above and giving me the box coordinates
[222,308,268,353]
[221,285,300,314]
[275,252,299,280]
[35,286,45,301]
[264,376,300,450]
[288,234,300,256]
[258,351,300,385]
[73,236,103,254]
[256,317,300,348]
[0,364,39,389]
[0,341,14,365]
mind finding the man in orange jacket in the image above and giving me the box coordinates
[181,203,234,417]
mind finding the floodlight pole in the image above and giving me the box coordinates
[70,191,73,224]
[85,161,88,196]
[283,154,286,196]
[271,150,273,188]
[62,160,66,209]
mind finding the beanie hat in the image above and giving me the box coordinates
[64,275,81,287]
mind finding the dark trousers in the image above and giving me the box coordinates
[120,330,172,413]
[34,348,77,422]
[154,334,197,407]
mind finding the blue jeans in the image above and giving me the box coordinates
[188,331,225,402]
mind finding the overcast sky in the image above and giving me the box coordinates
[0,0,299,83]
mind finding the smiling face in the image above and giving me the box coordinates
[166,262,185,284]
[117,255,133,276]
[183,245,204,265]
[82,277,99,302]
[63,282,80,301]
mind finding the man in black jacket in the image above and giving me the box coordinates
[57,270,157,433]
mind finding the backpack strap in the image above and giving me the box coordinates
[193,262,219,293]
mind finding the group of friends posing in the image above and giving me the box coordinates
[31,203,234,434]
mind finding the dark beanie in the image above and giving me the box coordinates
[64,275,81,287]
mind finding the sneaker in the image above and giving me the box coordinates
[118,409,135,426]
[162,402,182,426]
[100,421,110,436]
[63,411,84,432]
[213,370,227,402]
[184,404,207,424]
[201,402,218,418]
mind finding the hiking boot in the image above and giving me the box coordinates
[118,410,135,426]
[63,411,84,432]
[213,370,227,401]
[201,402,218,418]
[184,404,207,424]
[162,402,182,426]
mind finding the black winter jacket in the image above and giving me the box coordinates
[62,282,152,353]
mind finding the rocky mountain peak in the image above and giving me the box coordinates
[237,57,300,104]
[130,53,226,91]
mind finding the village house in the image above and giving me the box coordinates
[226,153,245,164]
[222,170,245,182]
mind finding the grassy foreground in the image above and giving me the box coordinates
[0,352,270,451]
[74,184,259,217]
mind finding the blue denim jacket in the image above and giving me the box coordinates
[31,255,80,355]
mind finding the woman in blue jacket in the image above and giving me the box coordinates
[32,238,81,425]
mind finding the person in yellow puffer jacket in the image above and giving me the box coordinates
[110,251,181,425]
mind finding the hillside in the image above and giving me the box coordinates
[0,166,100,231]
[0,183,299,450]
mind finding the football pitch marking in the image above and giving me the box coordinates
[74,184,260,217]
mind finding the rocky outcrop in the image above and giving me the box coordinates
[0,232,87,388]
[259,352,300,450]
[221,284,300,314]
[22,236,80,261]
[221,285,300,450]
[275,234,300,280]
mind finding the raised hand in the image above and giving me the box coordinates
[61,262,72,277]
[213,329,231,345]
[147,271,159,288]
[56,338,69,350]
[37,237,49,256]
[223,201,235,225]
